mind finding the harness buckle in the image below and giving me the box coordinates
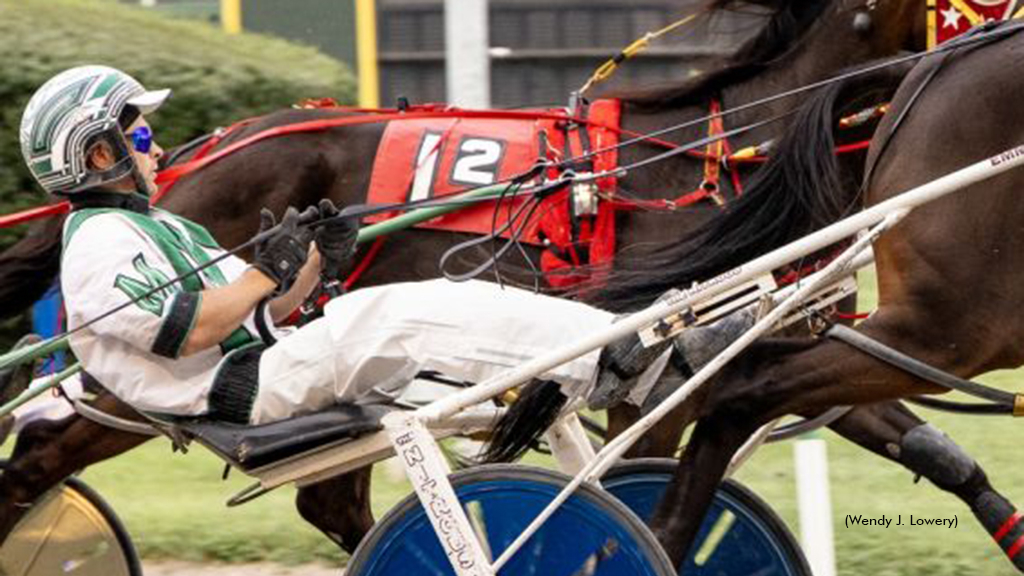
[700,180,726,206]
[572,177,600,216]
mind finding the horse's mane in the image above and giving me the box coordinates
[619,0,837,109]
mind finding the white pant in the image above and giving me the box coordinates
[250,279,614,424]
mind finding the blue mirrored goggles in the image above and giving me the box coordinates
[127,126,153,154]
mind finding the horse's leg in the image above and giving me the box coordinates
[650,311,959,563]
[829,401,1024,569]
[607,405,681,458]
[607,399,705,458]
[0,393,151,542]
[294,465,375,555]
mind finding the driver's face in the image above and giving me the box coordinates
[124,116,164,195]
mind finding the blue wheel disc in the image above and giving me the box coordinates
[346,464,675,576]
[603,458,810,576]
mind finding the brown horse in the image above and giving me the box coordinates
[575,21,1024,570]
[0,0,934,559]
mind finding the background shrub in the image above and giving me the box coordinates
[0,0,354,344]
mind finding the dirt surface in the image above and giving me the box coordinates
[144,561,343,575]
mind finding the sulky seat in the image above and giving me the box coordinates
[165,403,392,471]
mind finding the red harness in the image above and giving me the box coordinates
[357,100,625,288]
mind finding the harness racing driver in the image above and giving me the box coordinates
[17,66,673,426]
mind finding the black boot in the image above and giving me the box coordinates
[587,290,683,410]
[640,306,757,413]
[901,424,1024,572]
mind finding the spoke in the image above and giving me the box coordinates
[566,538,620,576]
[693,510,736,566]
[465,500,494,563]
[406,539,450,576]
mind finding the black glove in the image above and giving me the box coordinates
[315,199,360,279]
[253,206,315,295]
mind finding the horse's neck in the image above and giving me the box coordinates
[723,33,866,125]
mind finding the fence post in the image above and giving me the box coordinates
[795,434,837,576]
[444,0,491,108]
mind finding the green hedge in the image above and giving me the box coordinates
[0,0,356,253]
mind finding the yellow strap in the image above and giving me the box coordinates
[1015,4,1024,17]
[947,0,985,25]
[927,0,938,49]
[580,12,700,95]
[701,101,726,206]
[648,12,700,42]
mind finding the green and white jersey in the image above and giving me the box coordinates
[61,207,283,416]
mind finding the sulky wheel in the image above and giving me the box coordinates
[346,463,675,576]
[0,463,141,576]
[602,458,811,576]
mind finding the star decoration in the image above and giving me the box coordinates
[941,6,964,29]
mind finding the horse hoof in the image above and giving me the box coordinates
[0,334,43,404]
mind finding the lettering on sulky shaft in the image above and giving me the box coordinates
[991,146,1024,167]
[396,441,479,571]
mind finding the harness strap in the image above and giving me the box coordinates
[700,99,728,206]
[153,120,257,203]
[73,397,160,436]
[824,324,1023,415]
[765,406,852,443]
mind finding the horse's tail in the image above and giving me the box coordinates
[0,214,64,320]
[481,379,567,463]
[598,59,915,311]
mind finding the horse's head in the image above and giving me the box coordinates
[845,0,929,54]
[797,0,927,60]
[720,0,925,49]
[705,0,926,70]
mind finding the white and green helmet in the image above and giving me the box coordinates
[20,65,170,195]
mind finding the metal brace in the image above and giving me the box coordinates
[639,273,857,348]
[639,273,777,347]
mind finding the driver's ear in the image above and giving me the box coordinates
[86,140,116,171]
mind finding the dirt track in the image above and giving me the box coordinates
[145,561,342,575]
